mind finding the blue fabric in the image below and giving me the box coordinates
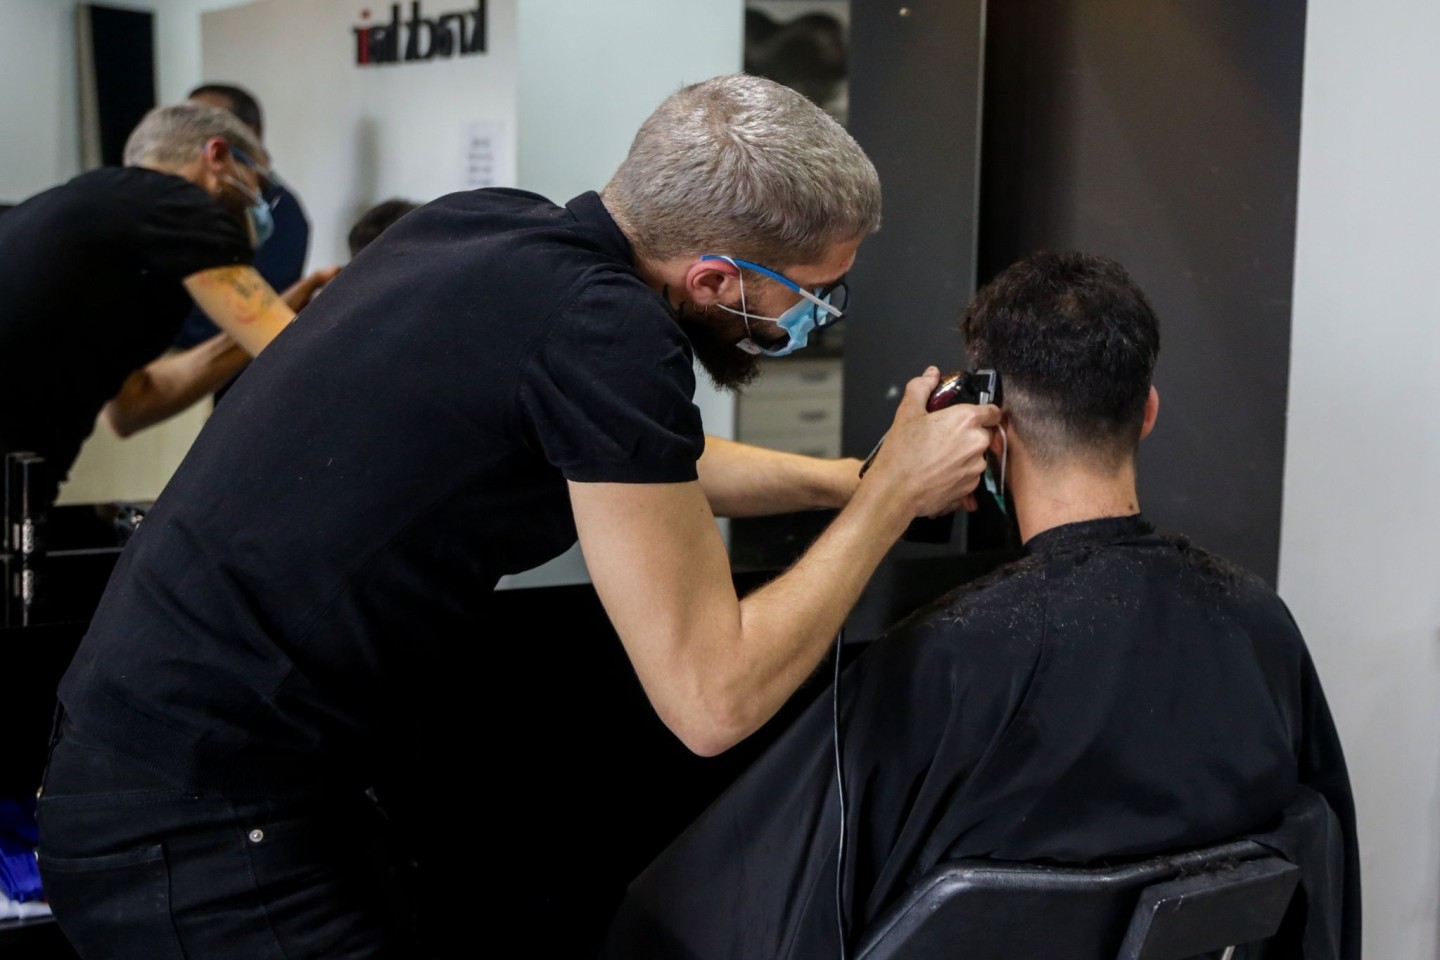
[0,796,43,902]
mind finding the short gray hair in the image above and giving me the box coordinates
[603,74,881,267]
[123,102,265,170]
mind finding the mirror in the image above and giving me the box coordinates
[730,2,852,569]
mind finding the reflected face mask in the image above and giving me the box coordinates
[226,149,277,247]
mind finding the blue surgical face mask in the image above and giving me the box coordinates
[727,293,830,358]
[702,255,845,358]
[225,175,274,248]
[226,149,277,248]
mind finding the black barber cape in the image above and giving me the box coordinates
[604,515,1359,960]
[0,167,252,505]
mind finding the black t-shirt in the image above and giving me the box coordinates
[0,167,252,502]
[59,189,705,789]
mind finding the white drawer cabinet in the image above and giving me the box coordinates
[737,357,843,457]
[740,430,842,460]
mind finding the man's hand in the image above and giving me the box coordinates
[861,367,1000,519]
[282,266,341,312]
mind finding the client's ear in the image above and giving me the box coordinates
[1139,386,1160,441]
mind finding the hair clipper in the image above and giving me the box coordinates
[859,369,1004,544]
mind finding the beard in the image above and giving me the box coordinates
[675,302,765,391]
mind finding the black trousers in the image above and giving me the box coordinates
[36,718,423,960]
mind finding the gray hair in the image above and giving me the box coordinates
[603,74,881,267]
[123,102,265,170]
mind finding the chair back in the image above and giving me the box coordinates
[856,839,1299,960]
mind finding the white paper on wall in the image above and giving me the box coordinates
[462,120,509,189]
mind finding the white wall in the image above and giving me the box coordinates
[153,0,255,101]
[1280,2,1440,957]
[0,1,80,202]
[0,0,250,204]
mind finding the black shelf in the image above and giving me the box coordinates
[0,914,77,958]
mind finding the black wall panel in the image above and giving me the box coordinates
[842,0,988,466]
[977,1,1307,582]
[83,4,156,167]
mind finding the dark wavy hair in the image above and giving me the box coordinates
[962,251,1161,467]
[348,199,420,257]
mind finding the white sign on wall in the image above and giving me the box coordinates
[352,0,489,65]
[462,120,508,189]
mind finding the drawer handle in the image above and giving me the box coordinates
[799,371,831,383]
[799,410,830,422]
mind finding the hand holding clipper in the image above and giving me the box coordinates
[855,368,1002,539]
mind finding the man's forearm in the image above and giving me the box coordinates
[698,475,914,751]
[573,469,911,757]
[104,334,249,437]
[698,435,861,517]
[183,265,295,357]
[575,372,999,757]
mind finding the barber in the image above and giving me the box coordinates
[38,75,1000,958]
[0,102,335,508]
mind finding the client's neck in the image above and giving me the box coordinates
[1009,451,1141,546]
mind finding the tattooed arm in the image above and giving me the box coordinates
[182,264,297,356]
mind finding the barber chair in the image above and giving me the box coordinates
[855,792,1336,960]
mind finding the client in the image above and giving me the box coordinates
[603,251,1359,959]
[347,198,420,258]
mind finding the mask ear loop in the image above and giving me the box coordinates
[985,422,1009,514]
[715,255,764,356]
[997,423,1008,496]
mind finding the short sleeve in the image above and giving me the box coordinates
[138,178,253,280]
[519,273,705,483]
